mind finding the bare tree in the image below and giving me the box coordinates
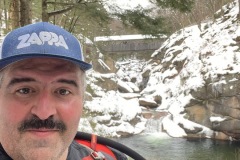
[238,0,240,19]
[42,0,76,22]
[1,0,235,36]
[8,0,32,30]
[3,0,9,32]
[9,0,20,30]
[19,0,32,26]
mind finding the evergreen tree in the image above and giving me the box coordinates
[153,0,194,12]
[0,0,195,36]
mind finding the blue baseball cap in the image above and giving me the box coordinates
[0,22,92,71]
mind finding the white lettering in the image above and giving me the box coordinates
[27,33,42,45]
[48,32,58,45]
[17,34,30,49]
[55,35,68,49]
[16,32,69,50]
[39,31,51,44]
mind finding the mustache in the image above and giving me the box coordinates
[18,115,66,133]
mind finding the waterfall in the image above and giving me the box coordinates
[143,111,168,133]
[144,118,164,133]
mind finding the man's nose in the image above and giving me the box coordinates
[31,90,57,120]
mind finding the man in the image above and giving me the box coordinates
[0,22,115,160]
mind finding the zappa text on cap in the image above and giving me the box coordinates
[17,31,69,50]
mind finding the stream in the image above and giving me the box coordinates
[114,133,240,160]
[113,116,240,160]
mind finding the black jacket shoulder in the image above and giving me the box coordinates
[0,144,12,160]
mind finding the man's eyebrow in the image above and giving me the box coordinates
[7,78,36,88]
[57,79,78,87]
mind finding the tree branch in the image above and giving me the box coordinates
[48,6,75,17]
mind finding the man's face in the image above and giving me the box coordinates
[0,58,84,160]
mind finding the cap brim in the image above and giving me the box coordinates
[0,54,92,71]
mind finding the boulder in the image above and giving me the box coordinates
[139,98,158,108]
[117,79,134,93]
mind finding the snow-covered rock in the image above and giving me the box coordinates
[83,0,240,140]
[82,91,146,137]
[144,0,240,140]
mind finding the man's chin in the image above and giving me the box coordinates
[23,150,57,160]
[18,133,67,159]
[20,144,68,160]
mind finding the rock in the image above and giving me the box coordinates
[207,99,240,119]
[95,76,118,91]
[154,95,162,104]
[126,82,140,93]
[185,104,212,128]
[85,92,93,101]
[152,111,169,119]
[179,123,203,134]
[212,119,240,133]
[162,116,187,138]
[141,68,151,78]
[131,76,137,83]
[117,79,134,93]
[139,98,158,108]
[84,1,240,140]
[116,131,133,137]
[119,93,141,99]
[93,56,117,73]
[142,112,153,119]
[213,132,230,141]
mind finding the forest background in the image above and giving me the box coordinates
[0,0,237,44]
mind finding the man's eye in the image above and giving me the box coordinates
[17,88,32,94]
[57,89,71,95]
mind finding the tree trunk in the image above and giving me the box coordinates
[238,0,240,20]
[3,0,8,32]
[42,0,49,22]
[20,0,32,26]
[0,0,3,34]
[9,0,20,30]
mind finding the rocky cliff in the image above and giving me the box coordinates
[143,0,240,140]
[83,0,240,140]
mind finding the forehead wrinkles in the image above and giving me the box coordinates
[8,58,78,73]
[0,58,85,91]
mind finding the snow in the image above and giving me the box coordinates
[94,34,165,42]
[119,93,141,99]
[104,0,154,13]
[79,1,240,139]
[97,59,111,71]
[210,116,227,122]
[162,115,187,138]
[82,91,146,137]
[117,79,134,93]
[139,97,156,105]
